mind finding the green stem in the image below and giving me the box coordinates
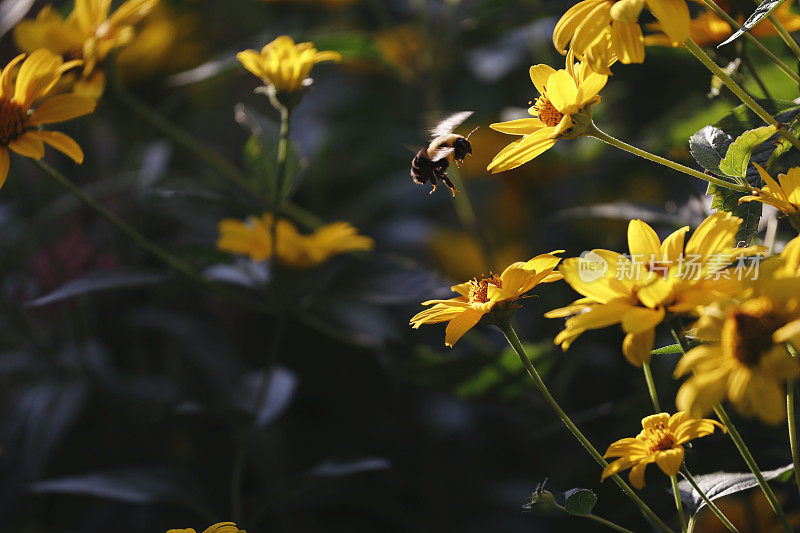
[584,514,637,533]
[110,70,322,229]
[681,466,740,533]
[687,514,697,533]
[671,475,688,533]
[684,38,800,153]
[642,361,662,412]
[766,11,800,61]
[698,0,800,84]
[499,320,674,533]
[669,327,793,532]
[588,123,749,192]
[34,159,272,315]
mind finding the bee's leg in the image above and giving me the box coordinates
[441,174,458,197]
[428,175,438,194]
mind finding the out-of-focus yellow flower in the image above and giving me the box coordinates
[410,252,563,347]
[546,213,762,366]
[487,56,607,173]
[13,0,159,99]
[601,412,724,489]
[374,25,425,80]
[428,229,528,283]
[693,489,800,532]
[217,214,373,268]
[739,164,800,216]
[116,4,204,82]
[554,0,690,70]
[167,522,245,533]
[0,50,96,188]
[647,1,800,48]
[260,0,356,5]
[237,36,341,93]
[674,241,800,424]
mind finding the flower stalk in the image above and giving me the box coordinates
[680,466,740,533]
[587,122,750,192]
[499,318,673,533]
[683,38,800,153]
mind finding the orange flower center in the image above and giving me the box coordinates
[0,97,26,146]
[645,425,676,453]
[468,275,502,304]
[722,298,784,367]
[533,96,564,128]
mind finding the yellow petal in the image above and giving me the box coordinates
[646,0,691,43]
[572,2,613,55]
[627,219,661,261]
[673,345,722,377]
[0,53,25,98]
[0,147,9,190]
[576,71,608,107]
[660,226,689,264]
[28,93,97,126]
[685,212,739,260]
[553,0,601,53]
[628,461,648,489]
[781,167,800,206]
[8,132,44,159]
[36,131,84,163]
[654,447,684,476]
[754,163,789,202]
[545,70,579,112]
[601,456,637,481]
[529,64,557,94]
[622,328,655,367]
[487,129,557,173]
[610,19,645,63]
[489,118,544,135]
[621,307,664,334]
[13,49,63,107]
[444,307,484,347]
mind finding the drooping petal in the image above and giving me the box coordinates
[36,131,84,163]
[8,132,45,159]
[646,0,691,43]
[654,447,684,476]
[622,328,655,367]
[610,19,645,63]
[553,0,600,53]
[628,461,648,489]
[601,456,638,481]
[444,307,484,347]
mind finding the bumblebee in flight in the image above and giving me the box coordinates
[410,111,477,196]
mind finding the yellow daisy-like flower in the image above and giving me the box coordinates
[545,212,761,366]
[217,214,373,269]
[13,0,159,99]
[602,412,724,489]
[167,522,245,533]
[739,163,800,216]
[554,0,691,70]
[237,36,342,93]
[486,57,607,173]
[674,260,800,424]
[0,50,96,188]
[645,9,733,47]
[409,252,563,347]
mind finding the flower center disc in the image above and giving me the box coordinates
[534,97,564,128]
[468,275,502,304]
[723,299,784,367]
[0,97,26,146]
[646,427,676,453]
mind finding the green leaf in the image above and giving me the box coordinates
[678,464,794,516]
[651,344,683,355]
[718,125,777,179]
[563,488,597,516]
[715,99,799,137]
[719,0,789,47]
[689,125,733,175]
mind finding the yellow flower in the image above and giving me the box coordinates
[217,214,373,268]
[739,163,800,216]
[167,523,245,533]
[646,10,733,47]
[237,36,341,93]
[0,50,96,188]
[13,0,159,98]
[410,253,563,347]
[601,412,724,489]
[545,212,762,366]
[674,262,800,424]
[486,56,607,173]
[554,0,691,70]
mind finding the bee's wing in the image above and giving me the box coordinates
[430,111,474,138]
[430,147,455,162]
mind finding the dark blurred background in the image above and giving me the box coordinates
[1,0,800,531]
